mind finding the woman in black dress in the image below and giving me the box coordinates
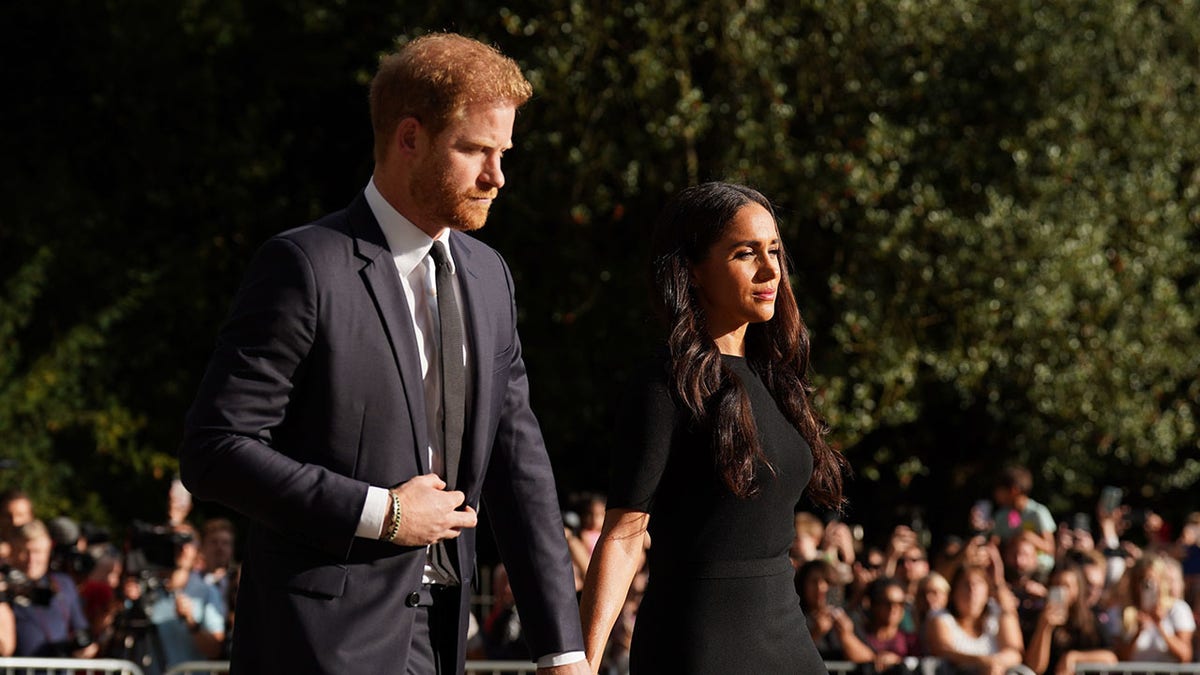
[579,182,849,674]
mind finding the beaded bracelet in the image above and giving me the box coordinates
[383,491,403,543]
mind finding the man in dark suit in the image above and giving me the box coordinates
[180,33,587,675]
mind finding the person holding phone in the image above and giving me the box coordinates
[927,555,1025,675]
[796,558,874,664]
[1109,553,1194,663]
[1024,564,1115,675]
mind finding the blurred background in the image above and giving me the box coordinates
[1,0,1197,551]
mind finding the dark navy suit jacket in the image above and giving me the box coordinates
[180,193,583,673]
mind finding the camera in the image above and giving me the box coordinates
[124,521,194,575]
[0,566,55,607]
[51,544,96,578]
[44,630,94,657]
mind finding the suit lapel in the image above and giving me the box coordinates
[348,195,431,475]
[450,233,491,494]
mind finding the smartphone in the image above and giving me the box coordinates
[1072,512,1092,533]
[971,500,994,536]
[1140,582,1159,612]
[826,583,845,608]
[1100,486,1123,515]
[1047,585,1067,610]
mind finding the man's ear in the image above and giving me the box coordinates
[394,117,422,155]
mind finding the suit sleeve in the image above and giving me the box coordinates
[480,254,585,657]
[179,236,367,558]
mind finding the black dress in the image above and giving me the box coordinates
[609,354,828,674]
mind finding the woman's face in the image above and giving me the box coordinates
[583,500,605,530]
[690,203,781,336]
[804,572,830,608]
[1050,570,1080,604]
[918,579,949,614]
[951,571,990,618]
[872,586,908,628]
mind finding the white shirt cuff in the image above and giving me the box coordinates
[536,651,586,668]
[356,486,391,539]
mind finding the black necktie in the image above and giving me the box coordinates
[428,243,463,584]
[429,243,465,491]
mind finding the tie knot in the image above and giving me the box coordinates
[429,242,451,271]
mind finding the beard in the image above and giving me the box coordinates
[412,159,497,232]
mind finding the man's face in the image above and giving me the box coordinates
[202,531,234,569]
[16,534,52,580]
[410,102,516,234]
[4,498,32,530]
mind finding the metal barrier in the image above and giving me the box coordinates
[827,659,1200,675]
[162,659,538,674]
[826,658,942,674]
[0,657,144,674]
[1074,665,1200,674]
[164,661,229,675]
[7,656,1199,675]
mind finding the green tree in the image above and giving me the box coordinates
[1,0,1196,540]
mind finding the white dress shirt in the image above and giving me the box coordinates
[354,180,584,667]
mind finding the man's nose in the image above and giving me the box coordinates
[481,154,505,190]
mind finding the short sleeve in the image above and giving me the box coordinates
[1170,599,1196,632]
[607,365,680,513]
[199,585,227,634]
[1034,504,1056,533]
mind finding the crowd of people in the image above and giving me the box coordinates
[0,482,235,674]
[563,467,1199,675]
[1,465,1198,675]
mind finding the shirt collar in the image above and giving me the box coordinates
[364,178,455,276]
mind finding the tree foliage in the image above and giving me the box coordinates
[1,0,1196,538]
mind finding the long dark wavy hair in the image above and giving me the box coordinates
[649,182,846,507]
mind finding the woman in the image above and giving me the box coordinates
[579,182,848,673]
[927,562,1025,675]
[1108,553,1194,663]
[914,571,951,653]
[797,558,873,663]
[1023,563,1115,675]
[857,576,921,672]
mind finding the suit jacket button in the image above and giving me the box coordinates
[406,592,421,608]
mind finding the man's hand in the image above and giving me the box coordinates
[537,661,591,675]
[387,474,477,546]
[174,593,195,622]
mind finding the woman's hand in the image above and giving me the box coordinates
[1041,598,1068,628]
[823,521,857,565]
[831,606,855,634]
[874,651,902,672]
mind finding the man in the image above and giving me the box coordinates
[114,523,225,667]
[8,519,98,658]
[0,490,33,532]
[0,489,33,565]
[198,517,236,601]
[180,33,586,674]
